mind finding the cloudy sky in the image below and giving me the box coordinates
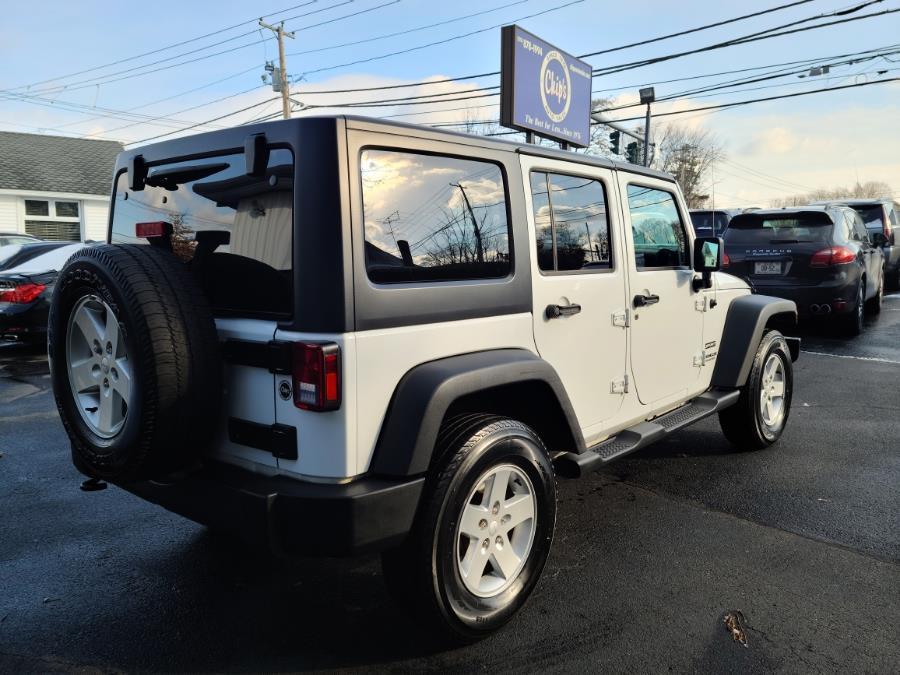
[1,0,898,206]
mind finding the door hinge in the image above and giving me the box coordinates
[610,374,629,394]
[693,351,706,367]
[612,309,630,327]
[694,297,709,312]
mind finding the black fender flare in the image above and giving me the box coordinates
[711,294,798,388]
[369,349,584,477]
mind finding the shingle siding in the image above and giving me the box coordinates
[0,132,122,196]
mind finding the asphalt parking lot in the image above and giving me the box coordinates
[1,297,899,673]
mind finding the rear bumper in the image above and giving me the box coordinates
[749,281,858,317]
[0,302,48,338]
[118,462,424,557]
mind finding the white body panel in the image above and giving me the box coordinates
[352,313,536,475]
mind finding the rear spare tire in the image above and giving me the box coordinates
[49,244,221,481]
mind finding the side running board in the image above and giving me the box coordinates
[555,389,740,478]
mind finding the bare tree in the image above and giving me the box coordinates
[654,125,725,209]
[769,181,894,207]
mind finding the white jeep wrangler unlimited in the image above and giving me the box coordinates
[49,116,799,641]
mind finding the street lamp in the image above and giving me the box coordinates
[638,87,655,166]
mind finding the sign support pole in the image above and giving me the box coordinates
[643,103,652,166]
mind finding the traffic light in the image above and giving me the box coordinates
[626,141,639,164]
[609,130,620,155]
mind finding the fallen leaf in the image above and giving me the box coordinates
[723,610,749,648]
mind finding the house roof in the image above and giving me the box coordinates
[0,131,123,196]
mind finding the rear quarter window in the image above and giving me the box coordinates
[359,149,511,283]
[110,148,294,318]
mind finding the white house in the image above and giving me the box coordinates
[0,131,122,242]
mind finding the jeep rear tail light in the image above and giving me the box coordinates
[0,282,46,304]
[292,342,341,411]
[810,246,855,267]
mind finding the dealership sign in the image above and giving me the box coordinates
[500,25,591,147]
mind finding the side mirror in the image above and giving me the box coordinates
[692,236,723,291]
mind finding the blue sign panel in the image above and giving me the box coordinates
[500,25,592,147]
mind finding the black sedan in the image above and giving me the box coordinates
[0,242,85,343]
[723,206,884,335]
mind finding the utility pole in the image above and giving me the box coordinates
[259,19,295,119]
[451,182,484,263]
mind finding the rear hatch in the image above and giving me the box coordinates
[723,211,835,288]
[110,148,296,473]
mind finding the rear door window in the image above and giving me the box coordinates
[359,149,511,283]
[111,149,294,318]
[529,171,612,272]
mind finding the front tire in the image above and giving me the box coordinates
[381,416,556,642]
[719,330,793,451]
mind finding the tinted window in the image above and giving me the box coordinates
[725,212,833,245]
[530,172,611,272]
[24,200,49,216]
[111,149,294,317]
[852,205,885,231]
[55,201,79,218]
[626,185,688,268]
[360,149,510,283]
[690,211,729,237]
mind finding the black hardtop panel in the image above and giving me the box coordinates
[343,115,677,183]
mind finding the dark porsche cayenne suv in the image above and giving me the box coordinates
[723,206,884,335]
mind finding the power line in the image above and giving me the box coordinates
[128,97,282,145]
[3,0,319,91]
[289,0,531,57]
[294,0,586,77]
[10,0,392,97]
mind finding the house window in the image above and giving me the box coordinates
[21,198,82,241]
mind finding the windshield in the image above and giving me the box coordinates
[725,213,833,245]
[690,211,729,237]
[0,243,68,272]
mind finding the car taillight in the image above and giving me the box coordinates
[722,252,730,268]
[0,283,46,304]
[810,246,855,267]
[135,221,171,238]
[292,342,341,411]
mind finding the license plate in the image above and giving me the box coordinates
[754,261,782,274]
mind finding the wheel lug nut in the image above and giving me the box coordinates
[479,519,487,529]
[495,536,503,549]
[492,502,500,515]
[482,539,490,552]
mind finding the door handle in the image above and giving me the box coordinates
[546,303,582,319]
[633,293,660,308]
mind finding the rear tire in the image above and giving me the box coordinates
[865,269,883,315]
[381,416,556,643]
[49,245,221,482]
[841,282,865,336]
[719,330,793,451]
